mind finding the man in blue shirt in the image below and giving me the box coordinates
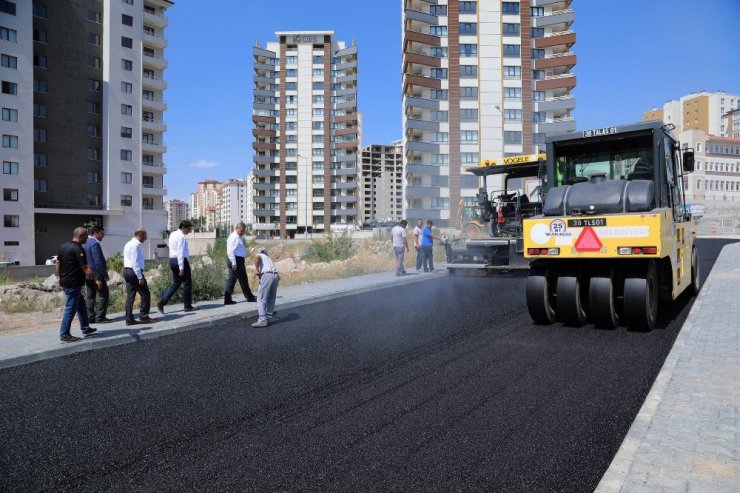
[83,225,110,323]
[420,220,444,272]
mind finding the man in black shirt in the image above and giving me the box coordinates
[56,226,99,343]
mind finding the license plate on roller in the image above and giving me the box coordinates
[567,218,606,227]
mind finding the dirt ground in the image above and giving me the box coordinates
[0,311,64,338]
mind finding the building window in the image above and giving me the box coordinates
[312,108,324,116]
[121,13,133,26]
[32,4,46,18]
[460,65,477,78]
[504,87,522,100]
[87,78,101,91]
[121,104,133,116]
[121,195,132,206]
[503,23,520,36]
[33,129,47,142]
[121,58,133,71]
[88,194,101,207]
[0,26,17,42]
[87,32,101,46]
[86,124,100,137]
[460,23,477,35]
[2,107,17,121]
[2,80,17,94]
[121,172,132,184]
[87,102,101,114]
[431,89,448,100]
[87,9,101,23]
[532,27,545,38]
[32,29,47,43]
[121,81,133,93]
[503,45,520,58]
[87,55,101,69]
[1,54,17,68]
[2,161,19,174]
[533,69,545,80]
[430,68,448,79]
[532,91,546,102]
[142,197,154,210]
[120,149,133,161]
[87,171,100,184]
[532,49,545,60]
[429,26,447,36]
[86,148,100,161]
[3,215,19,227]
[460,153,479,164]
[34,154,47,167]
[312,82,324,90]
[33,54,47,68]
[0,1,17,15]
[502,2,520,14]
[460,44,477,57]
[122,0,134,5]
[461,130,479,142]
[120,126,132,138]
[461,86,478,100]
[121,36,133,48]
[2,135,18,148]
[531,7,545,17]
[34,179,47,192]
[3,188,18,201]
[460,108,478,121]
[533,112,546,123]
[504,131,522,144]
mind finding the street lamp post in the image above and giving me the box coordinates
[298,155,310,239]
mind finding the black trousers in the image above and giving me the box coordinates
[124,268,151,322]
[161,258,192,307]
[85,278,109,321]
[224,256,255,300]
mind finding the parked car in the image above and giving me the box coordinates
[45,255,58,265]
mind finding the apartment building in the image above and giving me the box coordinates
[360,141,404,223]
[165,198,188,232]
[252,31,360,239]
[217,178,250,231]
[245,169,254,228]
[189,179,220,231]
[643,91,740,135]
[722,107,740,139]
[0,0,171,265]
[402,0,576,226]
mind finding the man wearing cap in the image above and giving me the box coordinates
[223,222,257,305]
[251,247,279,328]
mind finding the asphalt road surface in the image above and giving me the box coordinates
[0,239,734,492]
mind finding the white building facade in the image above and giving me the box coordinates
[165,198,188,232]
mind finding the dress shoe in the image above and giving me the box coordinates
[157,301,165,314]
[246,296,257,302]
[60,335,82,343]
[224,300,237,305]
[126,320,143,326]
[96,317,113,324]
[184,306,199,312]
[82,327,97,337]
[138,316,156,323]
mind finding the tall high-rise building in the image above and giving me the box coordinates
[245,169,255,228]
[360,141,404,223]
[402,0,576,226]
[189,179,220,231]
[643,91,740,135]
[165,198,188,232]
[252,31,360,239]
[217,178,249,231]
[0,0,171,265]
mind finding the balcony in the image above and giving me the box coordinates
[535,73,576,91]
[333,99,357,110]
[253,210,276,217]
[534,94,576,112]
[534,52,576,70]
[331,167,358,176]
[143,9,167,29]
[253,182,276,191]
[142,184,167,195]
[403,29,441,48]
[142,117,167,133]
[143,162,167,174]
[405,9,438,25]
[406,139,440,153]
[531,9,575,29]
[253,74,274,85]
[405,207,441,220]
[142,96,166,112]
[334,127,357,137]
[253,155,279,164]
[532,0,572,6]
[335,72,358,84]
[142,140,167,153]
[406,185,440,197]
[252,168,279,178]
[406,163,442,175]
[253,46,275,58]
[142,51,167,70]
[253,114,277,124]
[406,117,441,132]
[253,195,273,203]
[404,51,442,71]
[534,117,576,134]
[335,140,358,151]
[335,59,357,71]
[143,30,167,49]
[253,128,277,138]
[331,181,358,190]
[534,30,576,49]
[404,95,440,111]
[404,74,442,92]
[142,73,167,91]
[333,195,358,203]
[335,113,358,124]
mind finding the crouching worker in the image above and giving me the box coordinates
[252,247,279,328]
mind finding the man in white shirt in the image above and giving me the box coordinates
[390,219,409,276]
[122,228,156,325]
[158,220,198,313]
[223,221,256,305]
[413,218,424,272]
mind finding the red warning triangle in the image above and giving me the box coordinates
[574,226,602,252]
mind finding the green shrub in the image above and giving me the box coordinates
[148,262,227,304]
[303,233,354,262]
[107,252,124,274]
[206,238,227,261]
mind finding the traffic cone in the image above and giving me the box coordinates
[711,223,717,234]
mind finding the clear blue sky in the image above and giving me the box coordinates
[163,0,739,201]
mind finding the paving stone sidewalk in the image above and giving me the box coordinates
[0,268,446,370]
[597,242,740,492]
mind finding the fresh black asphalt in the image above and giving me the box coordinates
[0,238,733,492]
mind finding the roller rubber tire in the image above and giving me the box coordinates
[623,261,658,331]
[689,246,701,296]
[556,272,589,327]
[589,271,621,329]
[526,266,556,325]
